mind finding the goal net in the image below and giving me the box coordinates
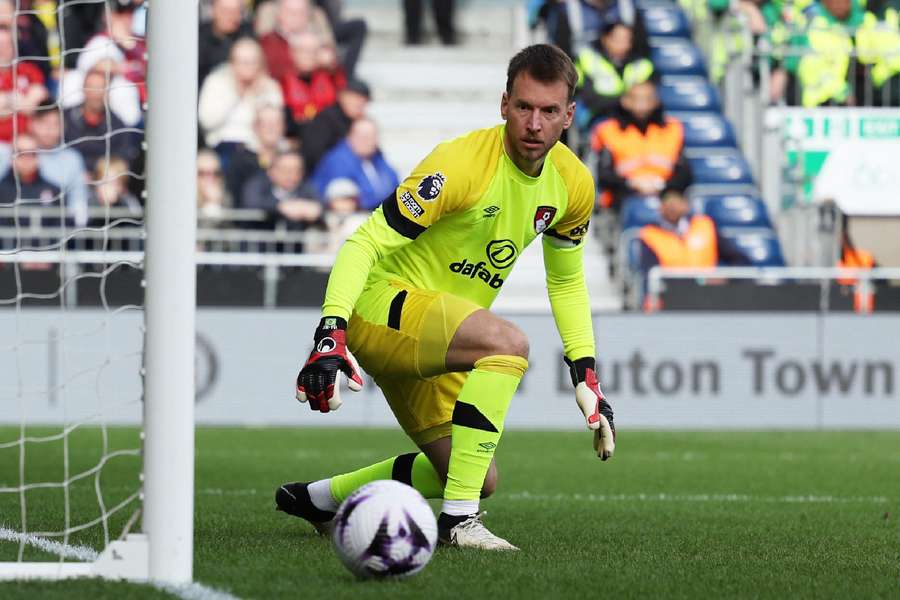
[0,0,196,583]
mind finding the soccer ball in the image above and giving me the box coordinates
[331,480,438,579]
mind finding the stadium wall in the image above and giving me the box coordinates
[3,310,899,429]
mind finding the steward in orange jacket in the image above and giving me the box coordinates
[638,190,751,303]
[591,80,692,211]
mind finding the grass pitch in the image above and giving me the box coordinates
[1,427,899,599]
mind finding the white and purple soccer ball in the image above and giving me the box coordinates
[332,480,437,579]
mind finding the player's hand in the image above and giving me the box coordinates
[296,316,364,413]
[564,356,616,460]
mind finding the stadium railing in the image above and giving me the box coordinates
[645,266,900,313]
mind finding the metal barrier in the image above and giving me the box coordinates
[645,266,900,313]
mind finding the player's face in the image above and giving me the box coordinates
[501,72,574,176]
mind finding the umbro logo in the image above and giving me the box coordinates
[482,205,500,218]
[477,441,497,453]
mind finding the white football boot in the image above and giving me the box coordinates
[438,512,519,551]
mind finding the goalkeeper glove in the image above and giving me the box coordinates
[565,356,616,460]
[296,316,363,413]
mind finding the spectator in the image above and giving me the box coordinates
[198,37,283,168]
[240,149,323,228]
[638,189,750,307]
[71,1,147,106]
[0,0,51,80]
[89,155,142,223]
[0,26,48,143]
[281,32,342,125]
[300,77,369,170]
[260,0,335,81]
[403,0,456,45]
[316,37,347,94]
[590,80,691,212]
[60,2,105,69]
[786,0,898,106]
[320,177,368,253]
[575,20,656,127]
[314,0,367,77]
[529,0,650,59]
[32,105,90,228]
[199,0,254,85]
[311,117,399,210]
[226,103,289,201]
[0,134,61,228]
[60,56,143,128]
[64,67,141,171]
[197,148,232,227]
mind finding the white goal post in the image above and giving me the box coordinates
[0,0,197,584]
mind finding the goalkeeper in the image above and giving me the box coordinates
[276,44,615,551]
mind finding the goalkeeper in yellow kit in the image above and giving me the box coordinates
[276,44,615,550]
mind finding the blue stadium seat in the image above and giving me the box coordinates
[694,194,772,228]
[620,195,661,231]
[659,77,721,112]
[719,229,786,267]
[640,5,691,38]
[650,38,707,76]
[670,112,737,148]
[687,151,754,185]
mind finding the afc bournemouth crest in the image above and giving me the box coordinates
[533,206,557,234]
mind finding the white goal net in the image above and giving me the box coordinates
[0,0,196,583]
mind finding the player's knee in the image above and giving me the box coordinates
[487,320,529,361]
[481,463,498,498]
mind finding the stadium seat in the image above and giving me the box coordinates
[719,228,786,267]
[687,151,754,185]
[640,4,691,38]
[650,38,707,77]
[694,194,772,228]
[659,77,721,112]
[670,112,737,148]
[620,195,661,231]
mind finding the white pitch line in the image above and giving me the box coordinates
[153,581,242,600]
[0,527,99,561]
[196,488,891,505]
[503,491,891,504]
[0,527,241,600]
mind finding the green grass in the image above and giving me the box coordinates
[2,428,900,599]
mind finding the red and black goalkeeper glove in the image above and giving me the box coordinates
[296,317,364,413]
[565,356,616,460]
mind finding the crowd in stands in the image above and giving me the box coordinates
[0,0,894,278]
[0,0,399,251]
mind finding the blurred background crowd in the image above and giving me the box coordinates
[0,0,897,309]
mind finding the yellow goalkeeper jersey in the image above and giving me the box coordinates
[322,124,597,360]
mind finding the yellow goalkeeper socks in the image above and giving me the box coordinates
[327,452,444,507]
[443,355,528,512]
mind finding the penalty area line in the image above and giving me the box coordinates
[0,527,241,600]
[503,491,891,504]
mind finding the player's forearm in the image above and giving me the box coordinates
[321,209,408,319]
[543,240,596,361]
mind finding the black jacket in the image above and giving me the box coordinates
[299,104,353,171]
[198,21,254,85]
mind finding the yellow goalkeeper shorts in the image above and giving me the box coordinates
[348,279,481,446]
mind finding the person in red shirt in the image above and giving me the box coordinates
[260,0,335,81]
[0,26,47,143]
[281,32,343,124]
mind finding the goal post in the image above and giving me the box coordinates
[0,0,197,584]
[143,0,198,584]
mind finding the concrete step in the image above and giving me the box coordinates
[357,60,507,99]
[344,3,527,42]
